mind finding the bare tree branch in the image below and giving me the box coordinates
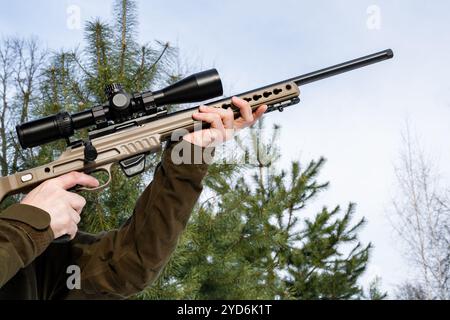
[10,38,47,171]
[0,38,15,175]
[390,121,450,299]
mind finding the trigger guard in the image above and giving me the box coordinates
[76,166,112,192]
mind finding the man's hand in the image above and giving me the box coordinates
[183,96,267,147]
[21,172,99,240]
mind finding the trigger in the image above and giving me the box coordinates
[119,154,146,177]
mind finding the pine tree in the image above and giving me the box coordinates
[17,0,176,233]
[140,122,374,299]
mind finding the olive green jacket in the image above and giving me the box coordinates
[0,140,210,299]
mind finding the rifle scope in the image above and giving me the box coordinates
[16,69,223,149]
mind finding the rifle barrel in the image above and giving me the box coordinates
[290,49,394,86]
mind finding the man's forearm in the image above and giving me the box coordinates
[67,140,211,299]
[0,204,54,288]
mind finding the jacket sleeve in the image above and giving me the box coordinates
[68,140,212,299]
[0,204,54,288]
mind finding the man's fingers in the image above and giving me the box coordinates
[244,105,268,128]
[234,104,268,129]
[198,105,234,129]
[53,172,100,190]
[64,191,86,214]
[186,98,265,147]
[69,209,81,224]
[59,207,79,239]
[66,221,78,240]
[231,96,253,122]
[225,107,235,129]
[252,105,268,122]
[193,112,226,137]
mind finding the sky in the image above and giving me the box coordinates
[1,0,449,296]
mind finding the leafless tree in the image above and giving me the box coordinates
[390,123,450,300]
[0,37,46,176]
[0,38,15,176]
[395,282,428,300]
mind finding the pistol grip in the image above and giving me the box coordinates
[54,163,113,243]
